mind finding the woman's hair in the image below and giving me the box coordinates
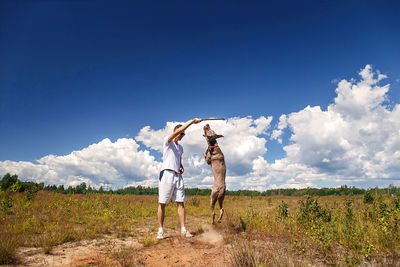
[174,124,182,132]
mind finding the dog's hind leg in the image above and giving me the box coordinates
[210,190,218,224]
[217,195,225,223]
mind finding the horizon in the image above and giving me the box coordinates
[1,1,400,190]
[5,173,396,192]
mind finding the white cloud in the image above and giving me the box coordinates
[270,64,400,187]
[0,116,273,190]
[136,116,273,189]
[0,138,161,188]
[332,64,389,120]
[271,114,287,144]
[1,65,399,191]
[245,156,323,190]
[268,180,316,190]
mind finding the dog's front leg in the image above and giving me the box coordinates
[203,150,212,165]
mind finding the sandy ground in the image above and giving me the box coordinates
[140,225,226,267]
[15,224,227,267]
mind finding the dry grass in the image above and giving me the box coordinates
[0,191,158,264]
[221,195,400,266]
[1,191,400,265]
[109,245,145,267]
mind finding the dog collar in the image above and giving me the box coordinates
[209,144,218,148]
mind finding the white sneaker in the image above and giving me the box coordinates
[181,230,193,237]
[157,231,165,239]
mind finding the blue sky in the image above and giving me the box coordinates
[1,1,400,190]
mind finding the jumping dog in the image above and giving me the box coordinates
[203,124,226,224]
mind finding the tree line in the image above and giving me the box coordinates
[1,173,400,196]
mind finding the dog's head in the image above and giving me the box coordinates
[203,124,224,146]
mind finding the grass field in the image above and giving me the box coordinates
[1,190,400,266]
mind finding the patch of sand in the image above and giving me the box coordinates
[16,236,141,267]
[139,225,226,267]
[15,225,227,267]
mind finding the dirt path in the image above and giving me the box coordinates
[15,224,228,266]
[139,225,226,267]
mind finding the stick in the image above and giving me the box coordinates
[201,118,225,121]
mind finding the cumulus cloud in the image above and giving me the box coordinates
[0,138,161,188]
[271,114,287,144]
[0,116,273,190]
[332,64,389,120]
[270,64,400,187]
[1,65,399,190]
[136,116,273,189]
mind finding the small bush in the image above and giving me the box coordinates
[188,196,200,207]
[364,190,374,204]
[111,246,143,267]
[298,196,331,224]
[25,189,38,202]
[345,199,354,221]
[0,193,13,212]
[0,234,19,265]
[393,195,400,210]
[0,173,18,191]
[277,201,289,218]
[228,237,268,266]
[139,236,154,247]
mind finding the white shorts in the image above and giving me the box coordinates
[158,170,186,204]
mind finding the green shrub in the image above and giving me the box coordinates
[0,193,13,212]
[0,173,18,191]
[298,196,331,224]
[393,195,400,210]
[345,199,354,221]
[364,190,374,204]
[277,200,289,218]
